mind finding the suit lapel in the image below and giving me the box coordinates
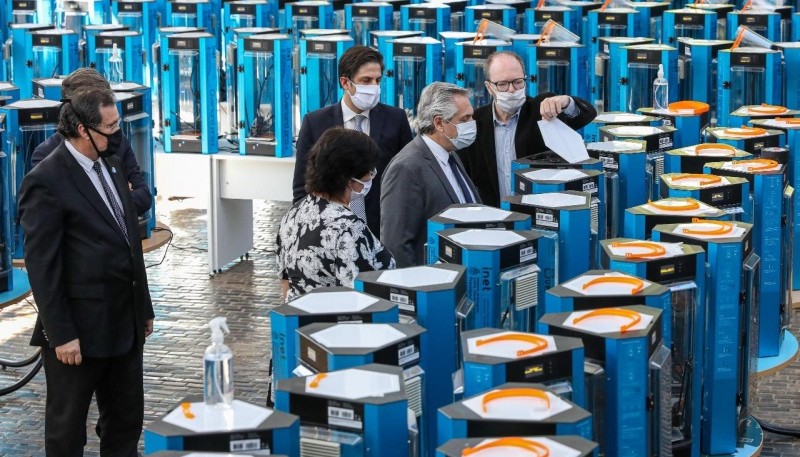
[416,136,459,204]
[57,146,128,245]
[480,106,501,197]
[368,103,384,145]
[333,101,345,127]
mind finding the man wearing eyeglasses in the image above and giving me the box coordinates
[458,51,597,207]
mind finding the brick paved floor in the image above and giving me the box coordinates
[1,198,800,456]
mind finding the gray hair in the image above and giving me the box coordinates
[483,50,526,80]
[414,82,469,134]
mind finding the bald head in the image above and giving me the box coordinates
[483,51,526,83]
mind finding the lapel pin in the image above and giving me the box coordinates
[111,166,117,174]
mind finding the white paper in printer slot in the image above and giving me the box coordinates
[642,199,721,216]
[466,332,557,359]
[522,168,588,182]
[304,368,401,400]
[466,437,582,457]
[562,272,653,296]
[521,192,587,208]
[438,206,513,222]
[463,390,572,420]
[672,222,746,239]
[607,241,686,259]
[662,174,731,188]
[162,400,272,433]
[722,161,782,172]
[537,118,590,164]
[563,309,654,334]
[585,140,643,152]
[594,113,649,123]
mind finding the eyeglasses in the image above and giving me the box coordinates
[94,119,121,133]
[351,168,378,185]
[488,77,527,92]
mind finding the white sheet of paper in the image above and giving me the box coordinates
[537,118,590,164]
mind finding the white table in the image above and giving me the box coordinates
[155,151,295,274]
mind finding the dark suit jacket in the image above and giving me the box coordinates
[32,132,153,217]
[381,135,482,268]
[292,101,413,235]
[458,93,597,207]
[19,143,154,358]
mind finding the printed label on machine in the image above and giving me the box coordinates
[327,401,364,430]
[229,438,262,452]
[535,209,559,228]
[520,245,537,263]
[398,343,420,365]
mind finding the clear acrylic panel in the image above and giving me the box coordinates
[650,344,673,457]
[463,59,492,108]
[32,47,62,79]
[739,251,760,431]
[95,47,124,84]
[352,17,378,47]
[678,55,692,102]
[122,112,154,230]
[308,53,340,113]
[410,19,438,38]
[537,60,570,96]
[675,24,704,40]
[628,62,660,112]
[731,67,765,110]
[169,49,202,135]
[246,51,277,142]
[394,56,426,126]
[585,361,606,454]
[668,281,698,448]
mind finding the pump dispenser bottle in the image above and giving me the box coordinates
[204,317,234,406]
[653,63,669,111]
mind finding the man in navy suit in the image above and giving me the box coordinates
[292,45,413,236]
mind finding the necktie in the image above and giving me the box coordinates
[92,161,129,243]
[353,114,365,132]
[448,154,474,203]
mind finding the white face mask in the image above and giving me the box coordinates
[347,80,381,111]
[350,169,376,198]
[494,88,526,114]
[444,119,477,150]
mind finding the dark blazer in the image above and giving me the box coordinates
[19,143,154,358]
[458,93,597,207]
[292,101,413,235]
[32,132,153,216]
[381,135,482,268]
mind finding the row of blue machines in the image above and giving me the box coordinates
[3,0,800,155]
[144,119,796,456]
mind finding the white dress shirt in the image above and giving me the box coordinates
[65,140,125,220]
[421,135,475,203]
[341,98,371,135]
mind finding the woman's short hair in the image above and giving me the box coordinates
[305,128,380,198]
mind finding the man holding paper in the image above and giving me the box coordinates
[458,51,597,207]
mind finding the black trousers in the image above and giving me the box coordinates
[42,345,144,457]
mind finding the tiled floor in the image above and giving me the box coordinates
[1,198,800,456]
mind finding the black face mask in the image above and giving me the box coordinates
[85,126,123,159]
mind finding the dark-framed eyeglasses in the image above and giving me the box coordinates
[488,77,527,92]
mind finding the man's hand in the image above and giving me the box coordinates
[540,95,571,120]
[145,319,154,338]
[55,339,82,365]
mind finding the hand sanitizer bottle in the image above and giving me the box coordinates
[204,317,234,406]
[653,63,669,111]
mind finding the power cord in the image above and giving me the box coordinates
[145,226,174,269]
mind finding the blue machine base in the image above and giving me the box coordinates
[756,332,799,377]
[700,417,763,457]
[0,269,31,306]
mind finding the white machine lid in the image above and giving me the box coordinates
[438,205,513,222]
[305,368,401,399]
[448,229,526,247]
[290,290,379,313]
[377,266,459,287]
[311,324,407,348]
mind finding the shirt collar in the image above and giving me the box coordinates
[421,134,451,165]
[492,102,521,126]
[64,139,99,174]
[341,97,371,124]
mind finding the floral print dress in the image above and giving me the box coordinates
[277,195,395,302]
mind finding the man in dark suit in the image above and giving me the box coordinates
[18,88,154,457]
[381,82,481,267]
[31,68,152,217]
[459,51,597,207]
[293,45,413,236]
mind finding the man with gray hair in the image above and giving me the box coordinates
[380,82,481,267]
[19,87,153,456]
